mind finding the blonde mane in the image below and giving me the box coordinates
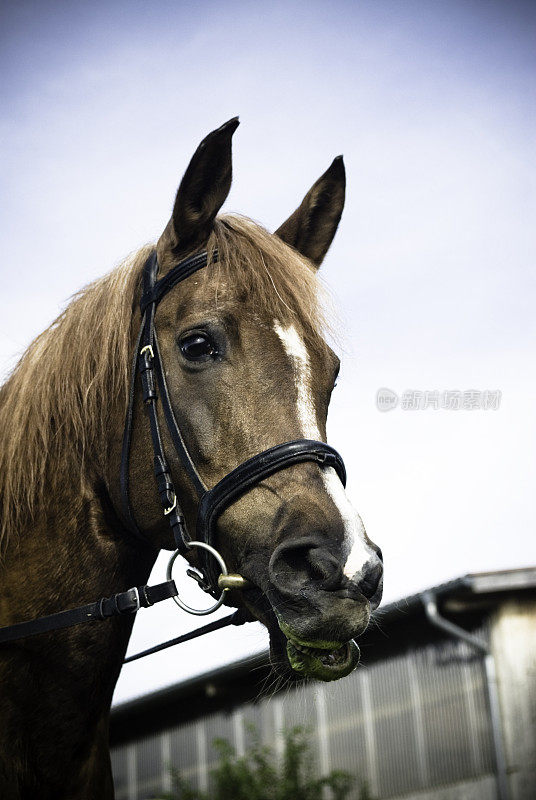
[0,215,328,552]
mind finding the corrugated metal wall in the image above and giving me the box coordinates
[111,633,496,800]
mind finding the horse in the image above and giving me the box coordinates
[0,118,383,799]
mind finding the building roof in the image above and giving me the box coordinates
[375,566,536,619]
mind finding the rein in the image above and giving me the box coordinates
[0,575,247,662]
[0,248,346,661]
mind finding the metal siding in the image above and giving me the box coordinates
[281,682,321,773]
[135,732,162,799]
[204,710,235,792]
[371,655,423,796]
[429,639,492,779]
[169,720,200,788]
[110,745,128,800]
[416,644,479,786]
[323,669,370,789]
[241,698,274,747]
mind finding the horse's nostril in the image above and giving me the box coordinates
[358,561,383,600]
[268,537,343,595]
[307,547,343,590]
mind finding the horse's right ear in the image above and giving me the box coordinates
[162,118,239,256]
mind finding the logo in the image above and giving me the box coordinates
[376,387,398,412]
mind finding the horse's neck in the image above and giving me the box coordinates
[1,478,156,731]
[0,477,157,795]
[4,478,155,623]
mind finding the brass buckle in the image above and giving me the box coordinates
[164,494,177,515]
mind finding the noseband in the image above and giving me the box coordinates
[119,249,346,607]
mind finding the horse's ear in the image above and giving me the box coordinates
[164,117,239,255]
[275,156,345,269]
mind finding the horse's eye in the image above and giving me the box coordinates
[179,332,217,362]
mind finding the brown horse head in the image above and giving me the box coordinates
[106,119,383,681]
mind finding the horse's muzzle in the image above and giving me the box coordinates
[266,535,383,652]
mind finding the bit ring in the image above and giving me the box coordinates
[166,541,228,616]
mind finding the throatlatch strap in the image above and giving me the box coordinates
[119,314,152,545]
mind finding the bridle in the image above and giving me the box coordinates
[120,248,346,609]
[0,248,347,659]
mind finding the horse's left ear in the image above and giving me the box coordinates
[275,156,345,269]
[161,117,239,257]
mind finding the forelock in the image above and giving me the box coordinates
[206,215,331,348]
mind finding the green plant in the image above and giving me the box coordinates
[156,723,373,800]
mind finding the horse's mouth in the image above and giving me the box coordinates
[277,617,360,681]
[238,586,362,682]
[286,637,359,680]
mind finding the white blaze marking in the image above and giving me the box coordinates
[273,322,373,580]
[323,468,373,580]
[273,322,320,439]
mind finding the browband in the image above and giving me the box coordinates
[140,250,219,313]
[120,249,347,597]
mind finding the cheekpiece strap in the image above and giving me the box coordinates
[120,249,215,553]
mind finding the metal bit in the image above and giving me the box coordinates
[217,573,251,591]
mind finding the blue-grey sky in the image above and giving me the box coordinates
[1,0,534,704]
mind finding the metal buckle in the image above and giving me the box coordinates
[164,494,177,515]
[166,541,228,616]
[140,344,154,358]
[130,586,141,612]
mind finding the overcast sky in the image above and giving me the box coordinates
[1,0,534,705]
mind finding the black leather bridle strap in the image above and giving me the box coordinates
[123,608,247,664]
[152,330,206,498]
[119,311,151,545]
[0,581,177,644]
[0,581,249,654]
[119,250,214,550]
[198,439,346,543]
[140,250,218,313]
[196,439,346,590]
